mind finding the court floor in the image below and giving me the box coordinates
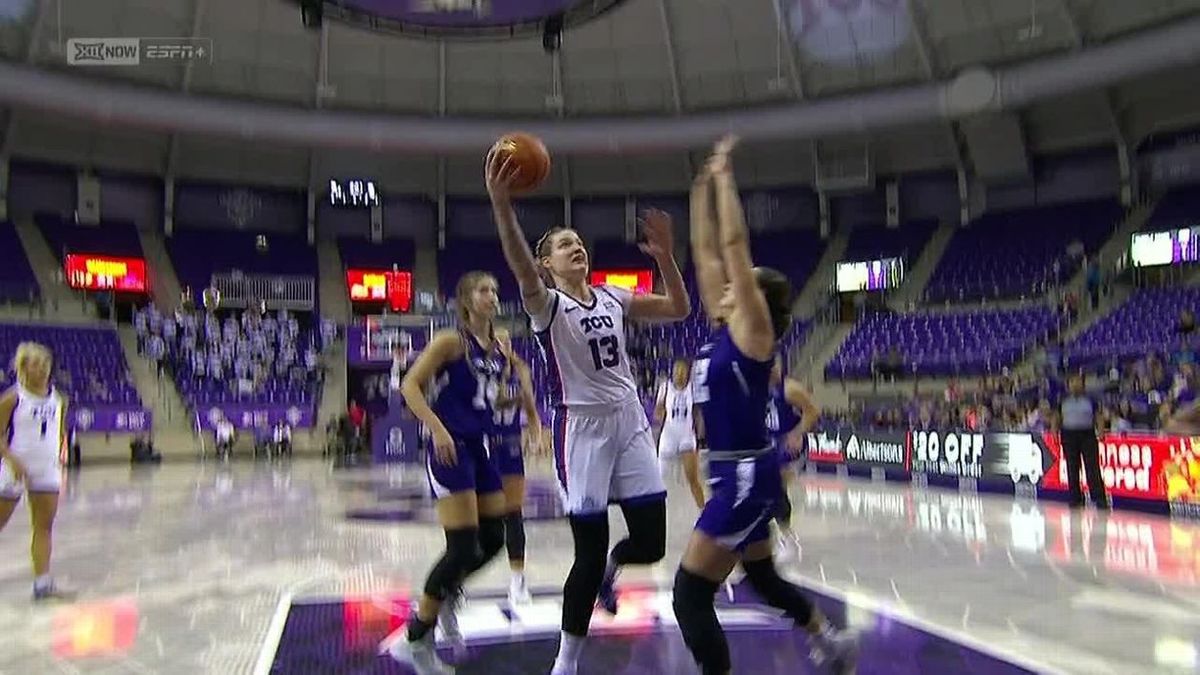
[0,457,1196,674]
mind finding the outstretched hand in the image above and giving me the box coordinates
[638,208,675,260]
[705,134,739,176]
[484,145,523,203]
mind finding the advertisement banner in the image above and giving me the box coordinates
[1040,433,1200,515]
[909,430,1054,483]
[805,429,909,470]
[71,405,152,433]
[198,404,314,431]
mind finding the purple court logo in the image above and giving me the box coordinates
[377,585,793,653]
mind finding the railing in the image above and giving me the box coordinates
[210,272,315,312]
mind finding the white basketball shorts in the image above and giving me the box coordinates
[0,446,62,499]
[550,397,667,516]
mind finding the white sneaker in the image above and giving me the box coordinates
[438,595,465,654]
[811,628,859,675]
[509,575,532,606]
[387,632,455,675]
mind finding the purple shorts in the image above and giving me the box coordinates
[489,434,525,477]
[426,437,503,498]
[695,451,783,552]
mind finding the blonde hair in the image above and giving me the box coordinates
[12,342,52,389]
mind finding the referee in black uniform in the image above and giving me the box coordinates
[1058,373,1109,509]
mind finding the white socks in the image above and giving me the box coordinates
[34,574,52,590]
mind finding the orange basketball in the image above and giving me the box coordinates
[493,132,551,193]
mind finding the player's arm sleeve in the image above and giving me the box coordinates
[527,289,560,333]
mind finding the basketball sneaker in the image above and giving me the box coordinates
[508,573,532,606]
[811,626,860,675]
[33,579,76,603]
[596,568,619,615]
[387,631,455,675]
[438,594,465,655]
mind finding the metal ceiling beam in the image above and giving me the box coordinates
[166,0,207,176]
[904,0,970,175]
[306,19,330,208]
[655,0,693,184]
[769,0,805,99]
[1,0,52,158]
[1057,0,1131,195]
[656,0,685,114]
[437,40,447,249]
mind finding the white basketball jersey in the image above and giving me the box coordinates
[658,381,694,429]
[530,285,638,408]
[8,385,64,456]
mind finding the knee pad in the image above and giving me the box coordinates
[478,515,506,561]
[742,557,814,626]
[615,500,667,565]
[504,512,526,562]
[423,527,480,600]
[672,568,730,675]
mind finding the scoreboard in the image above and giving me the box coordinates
[347,269,412,312]
[64,254,149,293]
[590,269,653,295]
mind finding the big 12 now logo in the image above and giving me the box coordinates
[912,430,984,478]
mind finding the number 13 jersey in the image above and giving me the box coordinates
[531,285,638,409]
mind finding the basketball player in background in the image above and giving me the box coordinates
[0,343,74,601]
[674,137,856,674]
[654,358,705,509]
[390,272,517,674]
[485,148,691,675]
[490,345,545,605]
[767,356,820,562]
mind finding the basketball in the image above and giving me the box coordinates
[493,132,551,193]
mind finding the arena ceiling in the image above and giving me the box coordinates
[0,0,1199,195]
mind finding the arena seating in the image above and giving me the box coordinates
[1067,287,1200,367]
[924,199,1123,302]
[34,214,143,260]
[842,219,937,262]
[0,221,38,304]
[165,229,317,294]
[338,236,416,270]
[827,307,1059,379]
[0,323,141,405]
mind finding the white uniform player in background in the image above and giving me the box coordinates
[0,342,74,601]
[486,147,691,675]
[654,358,706,509]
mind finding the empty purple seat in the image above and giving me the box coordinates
[0,323,141,406]
[1067,287,1200,367]
[925,199,1122,303]
[827,307,1057,379]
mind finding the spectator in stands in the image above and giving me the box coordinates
[1057,374,1108,510]
[273,421,292,456]
[1177,309,1196,336]
[215,416,235,459]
